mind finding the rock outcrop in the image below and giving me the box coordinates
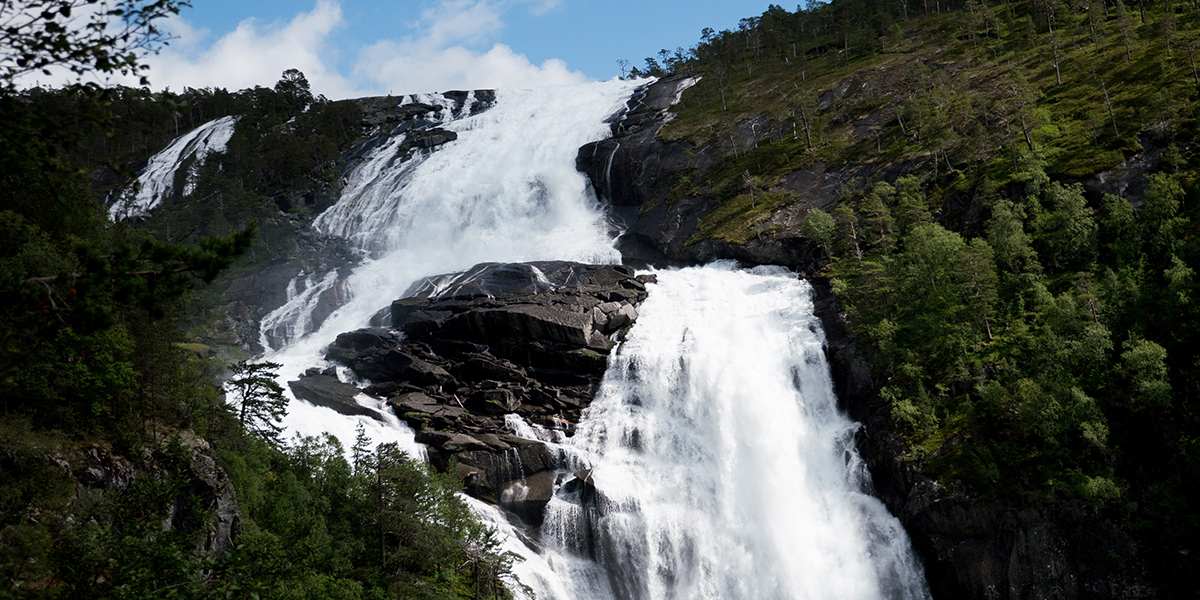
[288,368,382,420]
[49,430,241,557]
[577,76,831,270]
[324,261,651,525]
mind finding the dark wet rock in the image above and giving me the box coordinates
[407,128,457,149]
[326,261,648,524]
[353,89,495,130]
[500,470,558,526]
[326,329,454,385]
[288,373,379,420]
[577,75,699,210]
[415,430,493,452]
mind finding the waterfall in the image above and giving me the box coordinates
[534,263,930,600]
[262,79,638,458]
[256,78,930,599]
[110,115,237,220]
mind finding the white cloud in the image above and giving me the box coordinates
[356,40,584,94]
[143,0,367,99]
[21,0,586,99]
[352,0,586,95]
[527,0,562,16]
[418,0,505,47]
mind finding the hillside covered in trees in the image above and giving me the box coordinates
[0,2,518,598]
[598,0,1200,596]
[2,0,1200,598]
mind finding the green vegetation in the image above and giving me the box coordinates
[0,2,515,597]
[631,0,1200,226]
[825,151,1200,588]
[642,0,1200,590]
[226,361,289,445]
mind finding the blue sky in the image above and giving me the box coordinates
[124,0,777,98]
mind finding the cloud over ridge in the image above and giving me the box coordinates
[114,0,586,98]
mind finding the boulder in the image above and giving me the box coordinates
[500,470,558,526]
[415,430,493,453]
[325,261,649,512]
[445,304,596,347]
[288,373,380,420]
[391,391,470,429]
[325,332,454,385]
[408,128,457,149]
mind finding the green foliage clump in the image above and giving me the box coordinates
[210,431,515,600]
[0,8,512,596]
[226,360,288,445]
[800,208,836,256]
[826,163,1200,585]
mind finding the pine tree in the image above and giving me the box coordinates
[227,360,289,445]
[351,421,373,474]
[859,182,898,254]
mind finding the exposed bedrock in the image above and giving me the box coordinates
[584,77,1156,599]
[322,261,651,526]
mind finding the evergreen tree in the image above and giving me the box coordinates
[987,199,1041,275]
[893,176,932,235]
[1034,182,1096,271]
[274,68,315,111]
[227,360,288,445]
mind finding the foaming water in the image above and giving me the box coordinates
[536,263,931,600]
[261,80,640,453]
[252,78,931,599]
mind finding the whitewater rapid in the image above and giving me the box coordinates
[533,263,930,600]
[253,79,930,599]
[261,80,638,460]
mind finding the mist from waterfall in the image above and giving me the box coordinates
[533,263,931,600]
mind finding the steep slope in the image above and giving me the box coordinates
[579,3,1200,599]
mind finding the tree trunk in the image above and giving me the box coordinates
[1101,78,1121,138]
[1019,112,1036,155]
[1189,44,1200,87]
[1049,18,1063,85]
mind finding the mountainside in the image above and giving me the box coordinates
[4,0,1200,598]
[583,3,1200,598]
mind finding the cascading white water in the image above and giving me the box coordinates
[110,115,237,220]
[534,263,930,600]
[257,78,931,599]
[262,79,639,462]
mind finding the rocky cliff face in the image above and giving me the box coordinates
[181,90,498,359]
[308,261,651,525]
[577,76,835,271]
[588,80,1156,599]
